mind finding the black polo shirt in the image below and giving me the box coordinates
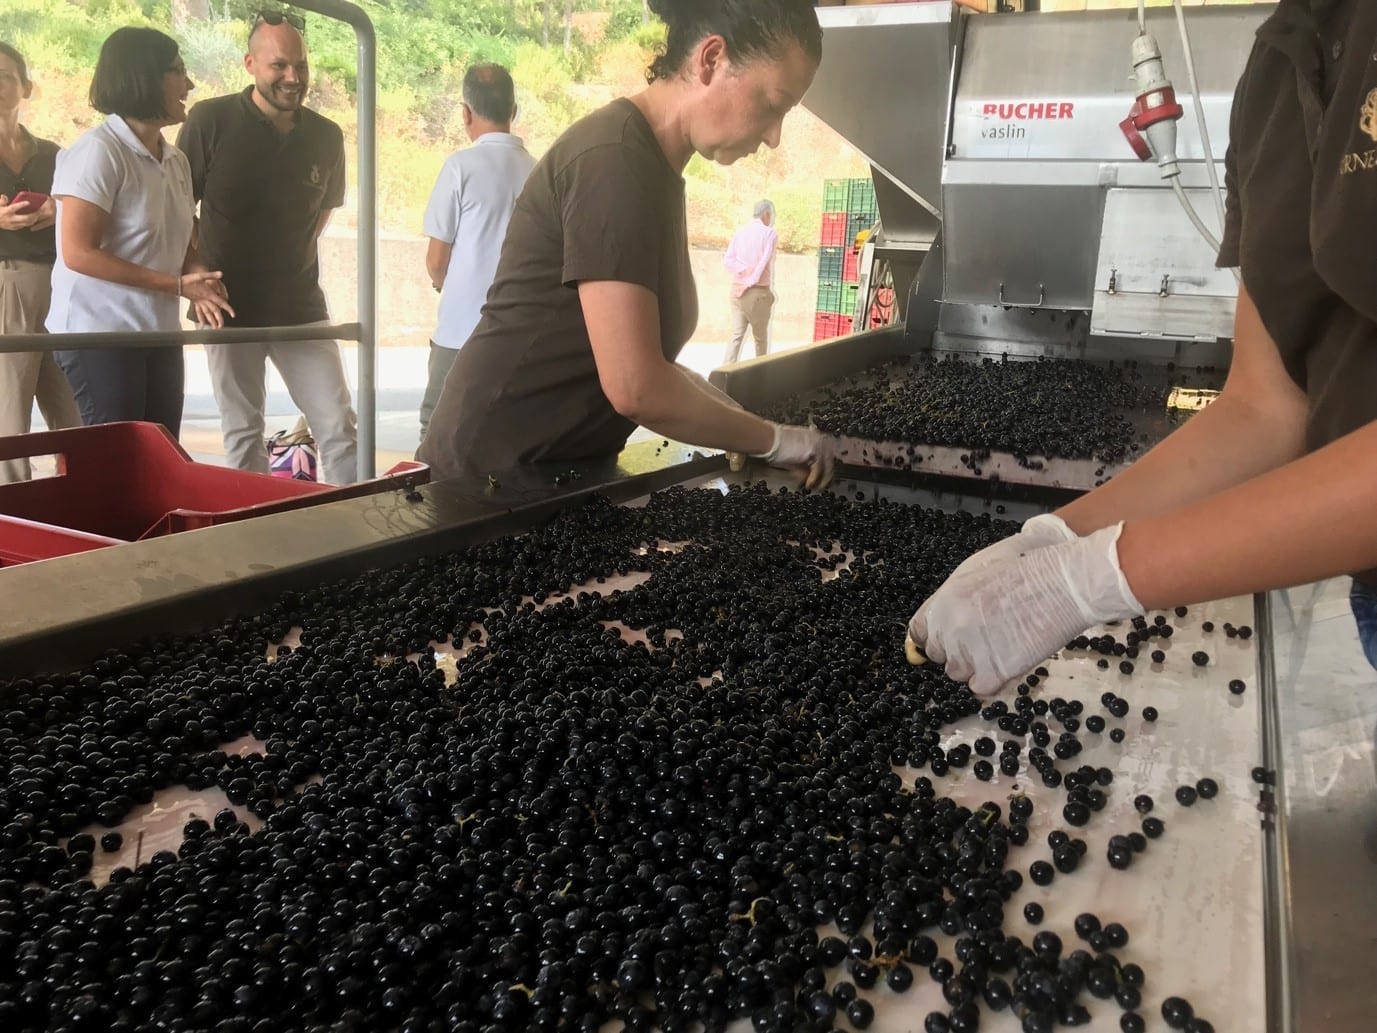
[176,88,345,328]
[1219,0,1377,582]
[0,129,58,263]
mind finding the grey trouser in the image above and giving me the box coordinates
[419,342,459,442]
[725,286,774,365]
[0,259,81,483]
[206,320,359,484]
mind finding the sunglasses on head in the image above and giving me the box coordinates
[255,10,306,32]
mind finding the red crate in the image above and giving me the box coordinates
[813,313,849,341]
[843,248,859,284]
[820,212,848,246]
[0,515,120,568]
[0,422,429,565]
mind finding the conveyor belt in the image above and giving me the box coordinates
[712,332,1228,493]
[0,455,1274,1032]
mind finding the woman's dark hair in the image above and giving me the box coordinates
[646,0,822,84]
[0,42,30,88]
[89,27,181,120]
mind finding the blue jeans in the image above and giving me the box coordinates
[1351,579,1377,671]
[55,345,183,440]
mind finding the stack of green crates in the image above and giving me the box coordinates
[816,178,877,337]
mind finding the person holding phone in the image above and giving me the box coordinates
[47,27,232,439]
[0,41,81,483]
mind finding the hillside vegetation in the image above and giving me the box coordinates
[0,0,866,251]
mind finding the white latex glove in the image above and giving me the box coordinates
[952,513,1077,581]
[753,423,840,490]
[907,513,1076,650]
[908,522,1143,695]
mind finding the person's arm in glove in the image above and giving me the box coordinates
[677,369,839,488]
[945,513,1077,581]
[909,523,1143,695]
[905,513,1077,661]
[579,279,839,486]
[754,423,839,490]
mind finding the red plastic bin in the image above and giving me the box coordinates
[843,247,859,284]
[813,313,847,341]
[0,422,428,566]
[819,212,848,246]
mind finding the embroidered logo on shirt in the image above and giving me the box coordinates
[1340,90,1377,174]
[308,164,322,186]
[1362,89,1377,143]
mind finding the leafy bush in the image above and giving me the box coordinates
[0,0,127,76]
[178,21,245,93]
[632,18,667,52]
[604,0,647,41]
[2,0,868,247]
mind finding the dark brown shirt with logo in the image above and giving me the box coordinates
[1218,0,1376,583]
[175,88,345,328]
[418,99,698,478]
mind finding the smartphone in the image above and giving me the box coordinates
[11,191,49,215]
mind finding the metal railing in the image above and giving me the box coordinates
[0,0,380,480]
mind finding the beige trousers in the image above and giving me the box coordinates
[206,320,359,485]
[0,259,81,483]
[724,286,774,366]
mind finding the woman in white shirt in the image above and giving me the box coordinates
[48,26,232,438]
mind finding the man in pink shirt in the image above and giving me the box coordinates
[722,199,778,364]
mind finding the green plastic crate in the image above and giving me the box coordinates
[823,179,849,212]
[842,283,860,316]
[848,211,876,241]
[817,246,844,281]
[848,178,876,213]
[816,280,843,315]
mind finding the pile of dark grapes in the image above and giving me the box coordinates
[0,485,1210,1033]
[756,356,1168,465]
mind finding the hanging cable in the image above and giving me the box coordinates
[1170,179,1221,255]
[1173,0,1226,231]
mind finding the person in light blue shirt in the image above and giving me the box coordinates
[420,64,535,440]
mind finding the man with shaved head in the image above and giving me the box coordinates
[176,11,358,483]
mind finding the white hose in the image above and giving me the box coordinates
[1173,0,1227,232]
[1171,178,1222,255]
[1138,0,1148,34]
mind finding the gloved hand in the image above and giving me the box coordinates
[907,513,1076,646]
[908,522,1143,695]
[754,423,840,490]
[951,513,1078,580]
